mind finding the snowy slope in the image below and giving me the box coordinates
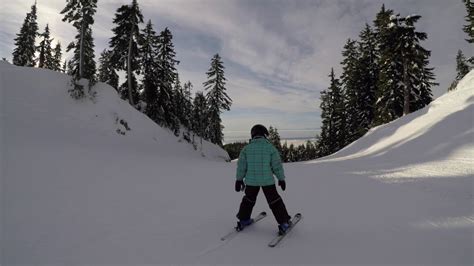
[0,61,229,162]
[1,63,473,265]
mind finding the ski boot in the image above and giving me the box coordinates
[278,221,292,235]
[236,218,254,231]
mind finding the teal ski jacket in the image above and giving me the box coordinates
[236,137,285,186]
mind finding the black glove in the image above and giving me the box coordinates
[278,180,286,191]
[235,180,245,192]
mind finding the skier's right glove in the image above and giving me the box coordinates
[235,180,245,192]
[278,180,286,191]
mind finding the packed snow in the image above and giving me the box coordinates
[1,62,473,265]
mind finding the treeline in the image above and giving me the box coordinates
[316,5,439,157]
[10,0,232,148]
[450,0,474,90]
[224,126,318,162]
[226,2,473,163]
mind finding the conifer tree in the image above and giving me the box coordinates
[51,42,63,71]
[12,2,38,67]
[456,50,471,79]
[355,24,378,136]
[373,5,403,125]
[340,39,361,145]
[156,27,179,129]
[139,20,160,118]
[182,81,194,130]
[109,0,143,106]
[449,50,471,91]
[37,24,54,69]
[463,0,474,43]
[61,0,98,81]
[204,54,232,146]
[181,81,194,142]
[98,49,119,90]
[374,9,435,124]
[268,126,282,154]
[192,91,208,150]
[170,76,182,136]
[281,142,289,162]
[317,68,345,156]
[62,60,68,73]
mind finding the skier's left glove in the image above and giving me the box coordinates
[278,180,286,191]
[235,180,245,192]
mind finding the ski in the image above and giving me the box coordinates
[220,211,267,241]
[268,213,302,247]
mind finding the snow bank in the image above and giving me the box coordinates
[318,70,474,181]
[0,61,229,162]
[2,62,472,265]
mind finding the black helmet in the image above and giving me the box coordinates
[251,124,269,139]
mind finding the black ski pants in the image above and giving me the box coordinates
[237,185,291,224]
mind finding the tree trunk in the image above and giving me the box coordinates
[403,61,410,115]
[127,33,135,106]
[79,10,84,79]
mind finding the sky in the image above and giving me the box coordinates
[0,0,472,141]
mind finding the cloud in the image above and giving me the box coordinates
[1,0,470,137]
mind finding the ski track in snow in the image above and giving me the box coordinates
[1,62,473,265]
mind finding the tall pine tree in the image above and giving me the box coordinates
[192,91,208,150]
[51,42,63,71]
[373,5,404,125]
[463,0,474,43]
[355,24,378,136]
[317,68,345,156]
[268,126,282,154]
[374,8,435,124]
[109,0,143,106]
[204,54,232,147]
[139,20,160,119]
[61,0,98,81]
[340,39,361,145]
[449,50,471,91]
[156,27,179,130]
[12,1,38,67]
[37,24,54,69]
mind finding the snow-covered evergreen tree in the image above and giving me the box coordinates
[61,0,98,82]
[98,49,119,90]
[374,9,435,124]
[191,91,208,150]
[449,50,472,91]
[317,68,345,156]
[37,24,54,69]
[355,24,378,135]
[156,27,179,130]
[463,0,474,43]
[182,81,194,130]
[12,2,38,67]
[139,20,160,119]
[182,81,194,142]
[170,75,182,136]
[340,39,361,145]
[109,0,143,106]
[51,42,63,71]
[268,126,282,153]
[373,5,403,126]
[203,54,232,147]
[456,49,471,80]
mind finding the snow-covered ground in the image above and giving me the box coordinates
[1,62,473,265]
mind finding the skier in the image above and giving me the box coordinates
[235,124,292,235]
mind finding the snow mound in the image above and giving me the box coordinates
[0,61,229,162]
[316,70,474,182]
